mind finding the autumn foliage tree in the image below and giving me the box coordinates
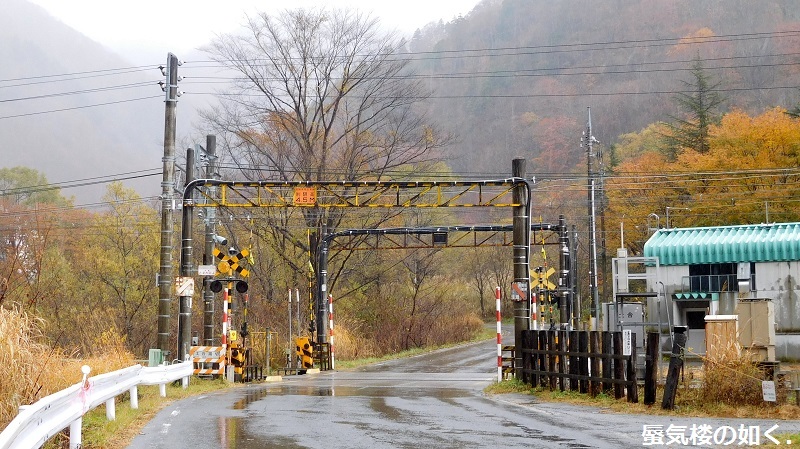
[605,107,800,254]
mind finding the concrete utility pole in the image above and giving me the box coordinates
[202,136,218,346]
[157,53,180,355]
[585,107,601,330]
[512,158,530,370]
[178,147,195,361]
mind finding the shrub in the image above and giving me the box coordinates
[701,342,786,406]
[1,305,136,429]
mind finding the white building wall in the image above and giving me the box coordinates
[753,261,800,330]
[648,261,800,359]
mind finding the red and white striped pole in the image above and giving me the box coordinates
[328,294,335,370]
[496,286,502,382]
[531,291,538,331]
[222,287,229,378]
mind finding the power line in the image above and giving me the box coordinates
[0,82,155,103]
[0,95,162,120]
[0,168,162,197]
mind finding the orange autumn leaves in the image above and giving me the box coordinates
[606,107,800,253]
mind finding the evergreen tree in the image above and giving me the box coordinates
[662,57,726,160]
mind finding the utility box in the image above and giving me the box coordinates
[148,348,164,367]
[704,315,738,358]
[736,299,776,362]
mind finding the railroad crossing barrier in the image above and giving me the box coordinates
[0,361,192,449]
[190,345,226,376]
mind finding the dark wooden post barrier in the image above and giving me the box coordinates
[645,332,659,405]
[626,333,638,403]
[662,326,688,410]
[529,331,539,386]
[521,330,533,384]
[538,331,548,388]
[569,331,579,391]
[578,331,589,393]
[531,331,545,387]
[613,332,624,399]
[590,331,601,397]
[548,331,557,390]
[558,330,567,391]
[602,332,612,393]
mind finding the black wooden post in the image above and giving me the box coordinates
[519,330,529,384]
[627,333,638,403]
[578,331,589,393]
[613,332,624,399]
[662,326,688,410]
[548,331,557,390]
[590,331,601,397]
[538,331,547,388]
[645,332,659,405]
[569,330,579,391]
[527,330,537,386]
[602,331,613,393]
[558,330,567,391]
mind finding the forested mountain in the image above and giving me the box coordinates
[409,0,800,177]
[0,0,165,202]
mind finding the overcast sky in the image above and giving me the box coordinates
[27,0,480,64]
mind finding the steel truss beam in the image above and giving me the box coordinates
[326,225,563,251]
[183,178,527,208]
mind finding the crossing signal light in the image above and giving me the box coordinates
[235,281,248,293]
[210,280,223,293]
[295,336,314,369]
[208,279,247,294]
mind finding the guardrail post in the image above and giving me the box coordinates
[69,417,82,449]
[159,383,167,397]
[130,386,139,409]
[105,398,116,421]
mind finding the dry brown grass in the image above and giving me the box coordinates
[1,305,136,429]
[333,320,380,360]
[700,340,787,406]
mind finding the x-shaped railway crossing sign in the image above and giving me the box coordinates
[531,266,556,290]
[213,248,250,277]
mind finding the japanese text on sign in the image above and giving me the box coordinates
[642,423,785,446]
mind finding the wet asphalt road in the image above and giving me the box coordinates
[127,337,800,449]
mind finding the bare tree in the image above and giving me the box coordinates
[201,8,451,329]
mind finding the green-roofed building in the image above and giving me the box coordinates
[641,222,800,359]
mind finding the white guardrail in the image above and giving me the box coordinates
[0,361,193,449]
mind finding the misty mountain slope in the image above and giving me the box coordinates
[0,0,167,202]
[410,0,800,176]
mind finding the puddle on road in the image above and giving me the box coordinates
[220,382,474,447]
[216,414,303,449]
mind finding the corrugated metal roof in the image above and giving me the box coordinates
[643,222,800,265]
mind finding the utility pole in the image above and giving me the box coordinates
[585,107,601,330]
[202,135,218,346]
[157,53,181,355]
[178,147,195,361]
[512,158,530,371]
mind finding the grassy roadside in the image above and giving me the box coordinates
[47,378,238,449]
[485,378,800,447]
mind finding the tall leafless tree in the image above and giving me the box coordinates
[201,8,451,310]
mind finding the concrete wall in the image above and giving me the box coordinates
[753,261,800,332]
[644,261,800,359]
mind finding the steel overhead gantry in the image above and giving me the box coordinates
[180,178,532,351]
[318,219,573,335]
[324,224,565,251]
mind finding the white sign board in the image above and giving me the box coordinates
[198,264,217,276]
[176,277,195,296]
[762,381,777,402]
[192,347,223,360]
[622,329,632,356]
